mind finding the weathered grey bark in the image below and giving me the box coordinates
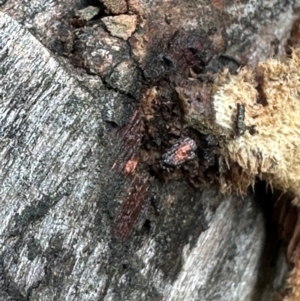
[0,1,297,300]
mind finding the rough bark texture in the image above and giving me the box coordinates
[0,1,298,300]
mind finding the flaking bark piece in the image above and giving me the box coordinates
[99,0,127,14]
[75,6,100,21]
[102,15,138,40]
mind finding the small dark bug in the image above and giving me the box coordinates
[235,103,246,137]
[162,137,197,167]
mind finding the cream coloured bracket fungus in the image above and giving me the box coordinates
[177,50,300,202]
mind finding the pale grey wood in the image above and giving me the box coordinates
[165,199,266,301]
[0,11,107,300]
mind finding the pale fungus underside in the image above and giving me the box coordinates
[180,50,300,202]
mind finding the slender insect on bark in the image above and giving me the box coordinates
[115,174,151,241]
[111,110,143,174]
[162,137,197,167]
[235,103,246,137]
[112,110,153,240]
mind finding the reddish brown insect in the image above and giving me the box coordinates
[111,110,152,240]
[115,174,151,240]
[111,110,143,174]
[162,137,197,167]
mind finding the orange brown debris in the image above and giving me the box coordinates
[124,158,139,175]
[174,145,193,162]
[211,0,224,10]
[162,137,197,167]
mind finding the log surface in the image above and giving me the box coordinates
[0,0,297,300]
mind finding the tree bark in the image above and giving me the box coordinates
[0,1,297,300]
